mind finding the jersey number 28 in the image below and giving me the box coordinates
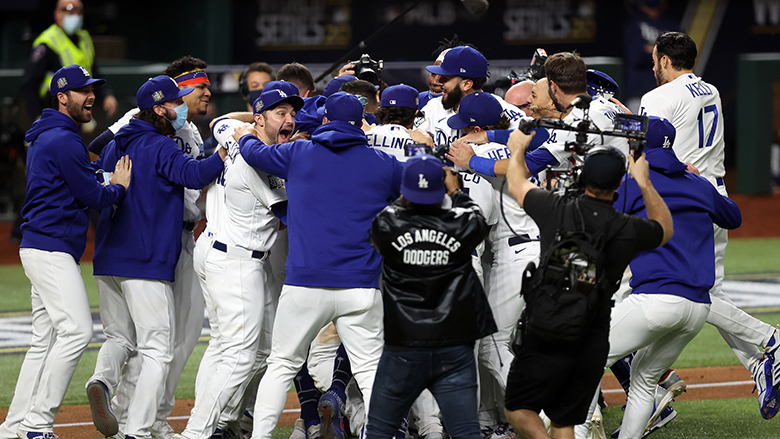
[697,104,718,149]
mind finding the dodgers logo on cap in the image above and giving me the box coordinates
[401,154,446,205]
[50,64,106,96]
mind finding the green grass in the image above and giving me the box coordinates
[724,237,780,274]
[0,262,101,312]
[602,398,778,438]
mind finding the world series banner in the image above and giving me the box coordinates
[232,0,609,65]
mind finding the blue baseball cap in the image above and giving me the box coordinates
[380,84,419,109]
[137,75,194,110]
[323,91,363,125]
[645,116,676,150]
[324,75,358,97]
[50,65,105,96]
[263,80,301,98]
[586,69,620,98]
[253,87,304,114]
[402,154,446,204]
[426,46,488,78]
[447,92,503,129]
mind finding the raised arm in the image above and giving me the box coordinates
[629,153,674,246]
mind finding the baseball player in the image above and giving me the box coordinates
[603,116,742,438]
[179,87,300,439]
[0,65,131,439]
[85,75,226,439]
[639,31,780,415]
[86,57,213,439]
[232,92,404,439]
[446,92,540,438]
[415,46,525,147]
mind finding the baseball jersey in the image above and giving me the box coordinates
[212,118,287,252]
[366,124,415,161]
[640,73,725,180]
[110,108,204,222]
[541,96,627,166]
[415,94,525,146]
[471,142,540,244]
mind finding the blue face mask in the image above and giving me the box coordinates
[165,102,189,130]
[247,89,263,106]
[62,15,83,35]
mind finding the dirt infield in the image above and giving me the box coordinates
[0,365,757,439]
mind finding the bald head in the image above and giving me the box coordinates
[528,78,560,118]
[504,80,534,111]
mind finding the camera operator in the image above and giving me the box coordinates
[366,155,496,439]
[502,129,672,439]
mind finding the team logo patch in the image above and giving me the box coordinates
[662,136,672,149]
[57,77,68,89]
[418,174,429,189]
[152,90,165,102]
[267,175,285,190]
[389,99,397,105]
[255,100,264,113]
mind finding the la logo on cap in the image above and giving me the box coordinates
[79,66,89,77]
[152,90,165,102]
[57,77,68,89]
[460,68,466,73]
[417,174,428,189]
[277,90,287,98]
[662,136,671,148]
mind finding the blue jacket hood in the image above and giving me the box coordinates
[645,147,687,176]
[114,118,159,151]
[25,109,76,143]
[311,120,368,150]
[295,95,326,135]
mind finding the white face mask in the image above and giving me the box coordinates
[62,15,83,35]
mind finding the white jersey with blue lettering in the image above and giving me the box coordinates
[212,118,287,252]
[541,96,627,166]
[471,142,540,244]
[640,73,725,180]
[414,94,526,147]
[366,124,415,161]
[109,108,204,222]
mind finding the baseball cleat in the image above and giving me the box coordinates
[289,418,306,439]
[17,432,58,439]
[306,421,321,439]
[489,422,517,439]
[87,380,119,437]
[240,410,254,439]
[754,357,779,419]
[642,406,676,438]
[589,405,606,439]
[658,370,687,399]
[643,385,675,435]
[765,327,780,387]
[318,390,345,439]
[150,420,176,439]
[480,425,494,439]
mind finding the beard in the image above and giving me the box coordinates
[66,96,92,124]
[442,86,463,111]
[655,68,667,87]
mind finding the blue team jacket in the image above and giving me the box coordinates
[21,109,126,262]
[92,119,224,281]
[239,120,404,289]
[615,147,742,303]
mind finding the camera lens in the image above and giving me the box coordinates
[358,68,379,85]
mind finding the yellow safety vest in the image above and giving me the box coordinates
[32,24,95,97]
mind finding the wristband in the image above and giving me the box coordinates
[449,188,463,197]
[468,156,497,178]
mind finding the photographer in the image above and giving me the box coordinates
[366,155,496,439]
[502,129,672,439]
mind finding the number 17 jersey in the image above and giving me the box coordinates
[640,73,725,180]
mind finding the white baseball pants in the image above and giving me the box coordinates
[90,276,175,439]
[251,285,384,439]
[0,249,93,438]
[605,293,710,439]
[112,230,205,426]
[181,245,275,439]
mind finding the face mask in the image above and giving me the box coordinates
[62,15,83,35]
[165,103,189,130]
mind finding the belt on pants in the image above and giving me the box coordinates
[508,234,533,247]
[212,241,266,259]
[183,221,197,231]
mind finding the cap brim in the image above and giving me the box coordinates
[446,114,469,130]
[426,65,456,76]
[85,78,106,87]
[403,187,445,205]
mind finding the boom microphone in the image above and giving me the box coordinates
[460,0,489,16]
[567,94,593,110]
